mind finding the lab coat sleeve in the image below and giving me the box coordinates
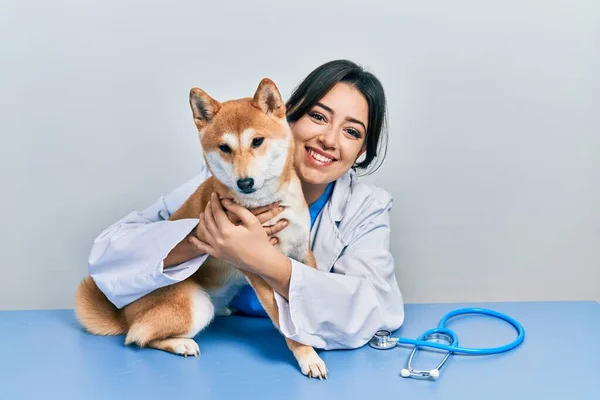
[273,195,405,350]
[88,169,211,309]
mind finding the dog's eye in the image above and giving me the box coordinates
[219,144,232,153]
[252,137,264,148]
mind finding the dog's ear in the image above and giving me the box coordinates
[189,88,222,131]
[251,78,286,119]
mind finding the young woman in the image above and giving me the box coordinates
[88,59,405,350]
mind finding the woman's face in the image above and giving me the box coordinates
[291,82,368,186]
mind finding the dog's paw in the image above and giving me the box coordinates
[297,349,328,380]
[166,338,201,357]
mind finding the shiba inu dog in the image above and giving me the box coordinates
[75,78,328,379]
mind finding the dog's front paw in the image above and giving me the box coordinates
[158,338,200,357]
[296,348,328,380]
[174,338,201,357]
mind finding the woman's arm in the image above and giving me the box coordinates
[88,174,210,309]
[191,192,404,350]
[271,196,403,350]
[89,172,287,309]
[163,233,207,268]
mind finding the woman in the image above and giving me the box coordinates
[88,59,405,350]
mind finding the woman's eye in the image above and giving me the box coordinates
[309,112,325,121]
[346,128,362,139]
[252,137,264,148]
[219,144,232,153]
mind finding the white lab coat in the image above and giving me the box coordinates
[88,160,405,350]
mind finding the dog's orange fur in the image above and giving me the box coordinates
[75,78,327,379]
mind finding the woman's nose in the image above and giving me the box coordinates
[319,127,338,149]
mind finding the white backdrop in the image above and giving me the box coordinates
[1,0,598,310]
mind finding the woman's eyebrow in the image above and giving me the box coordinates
[315,102,334,114]
[315,102,367,130]
[346,117,366,131]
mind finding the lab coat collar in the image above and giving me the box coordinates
[309,169,355,272]
[328,169,355,222]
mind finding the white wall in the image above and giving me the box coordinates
[1,0,598,310]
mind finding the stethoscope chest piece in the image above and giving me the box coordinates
[368,330,398,350]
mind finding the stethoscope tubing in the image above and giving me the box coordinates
[396,308,525,355]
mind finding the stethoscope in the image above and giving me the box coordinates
[369,308,525,380]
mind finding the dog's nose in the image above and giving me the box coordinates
[237,178,254,191]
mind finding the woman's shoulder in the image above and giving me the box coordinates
[330,171,393,239]
[350,179,393,209]
[345,170,393,211]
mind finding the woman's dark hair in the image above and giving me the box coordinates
[285,59,388,175]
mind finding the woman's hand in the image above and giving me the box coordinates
[166,198,286,270]
[223,199,288,245]
[189,193,293,297]
[190,193,285,267]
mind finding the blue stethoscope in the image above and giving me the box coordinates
[369,308,525,380]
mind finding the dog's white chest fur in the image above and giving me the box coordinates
[237,176,312,263]
[203,176,312,310]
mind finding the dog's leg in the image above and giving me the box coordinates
[122,280,214,357]
[242,271,328,380]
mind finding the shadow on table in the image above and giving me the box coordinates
[57,309,302,368]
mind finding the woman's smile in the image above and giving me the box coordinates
[305,146,337,167]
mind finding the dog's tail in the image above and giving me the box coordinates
[75,276,126,336]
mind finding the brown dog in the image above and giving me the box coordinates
[75,78,328,379]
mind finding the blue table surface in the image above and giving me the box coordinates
[1,301,598,399]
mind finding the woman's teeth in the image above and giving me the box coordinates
[309,149,333,163]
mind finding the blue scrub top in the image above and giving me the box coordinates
[228,181,335,317]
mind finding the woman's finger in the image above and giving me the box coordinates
[226,210,241,224]
[269,237,279,246]
[264,219,288,236]
[221,201,260,228]
[203,201,219,237]
[188,236,216,257]
[196,214,213,245]
[248,201,280,216]
[220,199,279,224]
[256,205,286,224]
[210,193,232,230]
